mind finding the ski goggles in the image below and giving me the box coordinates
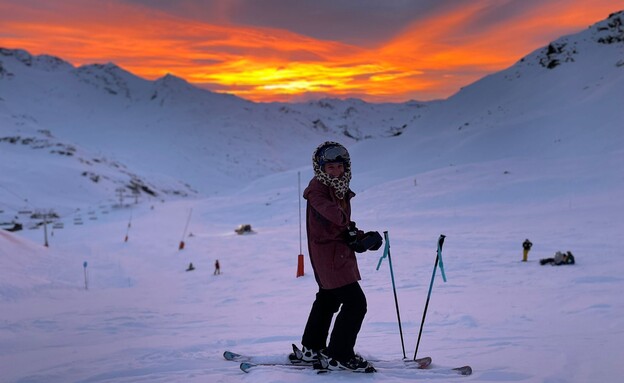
[319,145,349,164]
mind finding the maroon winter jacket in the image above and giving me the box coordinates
[303,177,361,290]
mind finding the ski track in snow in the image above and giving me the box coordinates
[1,192,623,382]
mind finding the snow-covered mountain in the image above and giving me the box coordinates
[1,10,622,229]
[0,47,413,203]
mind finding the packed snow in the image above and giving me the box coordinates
[1,11,623,383]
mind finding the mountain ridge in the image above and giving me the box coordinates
[1,11,622,226]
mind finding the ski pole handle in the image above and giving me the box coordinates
[438,235,447,282]
[376,234,390,270]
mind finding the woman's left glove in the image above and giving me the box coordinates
[344,223,383,253]
[360,231,383,251]
[351,231,383,253]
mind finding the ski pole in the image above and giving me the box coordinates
[414,234,446,360]
[179,208,193,250]
[376,231,406,359]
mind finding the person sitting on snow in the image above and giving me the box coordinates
[540,251,575,266]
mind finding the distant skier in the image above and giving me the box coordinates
[186,262,195,272]
[293,141,382,372]
[214,260,221,275]
[522,239,533,262]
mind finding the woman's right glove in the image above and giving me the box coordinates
[343,221,361,250]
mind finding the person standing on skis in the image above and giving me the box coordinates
[522,239,533,262]
[294,141,382,372]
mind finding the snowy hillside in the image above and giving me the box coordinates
[2,11,621,213]
[0,10,623,383]
[0,46,413,203]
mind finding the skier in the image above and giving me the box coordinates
[294,141,382,372]
[214,260,221,275]
[522,238,533,262]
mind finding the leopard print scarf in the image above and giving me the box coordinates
[312,141,352,200]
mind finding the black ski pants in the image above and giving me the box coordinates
[301,281,367,362]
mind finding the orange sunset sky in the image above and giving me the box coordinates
[1,0,623,103]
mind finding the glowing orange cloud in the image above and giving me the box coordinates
[0,0,621,102]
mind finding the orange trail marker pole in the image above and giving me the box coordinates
[179,208,193,250]
[296,172,304,277]
[124,210,132,242]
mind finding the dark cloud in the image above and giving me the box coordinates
[457,0,547,35]
[122,0,477,46]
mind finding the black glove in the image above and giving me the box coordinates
[358,231,383,252]
[343,221,359,249]
[345,225,383,253]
